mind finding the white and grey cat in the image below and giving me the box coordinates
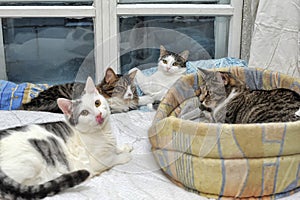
[0,77,132,199]
[107,70,139,113]
[130,45,189,106]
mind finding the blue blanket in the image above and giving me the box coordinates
[0,80,49,110]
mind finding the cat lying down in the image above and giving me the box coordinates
[180,68,300,123]
[19,68,139,114]
[0,77,132,199]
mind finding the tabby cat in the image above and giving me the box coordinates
[19,67,126,113]
[198,68,300,123]
[0,77,132,199]
[108,70,139,113]
[129,45,189,106]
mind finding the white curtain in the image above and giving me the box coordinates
[248,0,300,78]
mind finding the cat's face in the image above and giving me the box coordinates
[58,77,110,133]
[111,70,138,101]
[198,68,245,109]
[198,69,228,109]
[96,67,121,99]
[158,45,189,74]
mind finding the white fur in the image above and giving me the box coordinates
[123,85,133,100]
[295,108,300,117]
[130,55,186,106]
[0,77,132,186]
[158,55,181,73]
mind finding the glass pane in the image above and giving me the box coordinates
[0,0,93,6]
[118,0,230,4]
[119,16,229,74]
[2,17,95,84]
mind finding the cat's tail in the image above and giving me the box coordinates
[0,169,90,200]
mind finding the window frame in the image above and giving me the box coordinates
[0,0,243,82]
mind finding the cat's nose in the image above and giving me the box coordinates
[128,93,132,96]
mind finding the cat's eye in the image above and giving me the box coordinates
[172,62,178,66]
[162,59,167,64]
[95,100,101,107]
[80,110,89,116]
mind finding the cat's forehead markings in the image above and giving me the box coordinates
[161,55,175,63]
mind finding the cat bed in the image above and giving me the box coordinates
[149,66,300,199]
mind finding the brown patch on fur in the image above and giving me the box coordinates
[96,67,122,99]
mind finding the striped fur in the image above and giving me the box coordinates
[19,67,121,113]
[0,77,132,199]
[19,82,85,113]
[198,68,300,123]
[0,169,89,200]
[108,70,139,113]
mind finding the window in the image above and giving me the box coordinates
[0,0,93,6]
[2,17,94,84]
[119,16,230,73]
[118,0,230,4]
[0,0,243,83]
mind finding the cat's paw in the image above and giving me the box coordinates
[121,144,133,153]
[116,152,132,164]
[116,144,133,154]
[138,95,154,106]
[146,103,154,111]
[123,153,132,163]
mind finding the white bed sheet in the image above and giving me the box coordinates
[0,110,299,200]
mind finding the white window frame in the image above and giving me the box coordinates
[0,0,243,82]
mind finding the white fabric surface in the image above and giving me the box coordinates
[0,110,299,200]
[248,0,300,78]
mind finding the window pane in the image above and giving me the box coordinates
[0,0,93,6]
[2,17,95,84]
[118,0,230,4]
[119,16,229,74]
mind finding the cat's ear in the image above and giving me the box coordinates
[179,50,189,62]
[128,69,138,80]
[160,45,168,58]
[220,72,231,86]
[57,98,72,116]
[105,67,118,84]
[197,68,212,79]
[85,76,97,94]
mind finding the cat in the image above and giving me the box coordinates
[107,70,139,113]
[0,77,132,199]
[198,68,300,123]
[19,67,122,113]
[97,67,122,99]
[129,45,189,106]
